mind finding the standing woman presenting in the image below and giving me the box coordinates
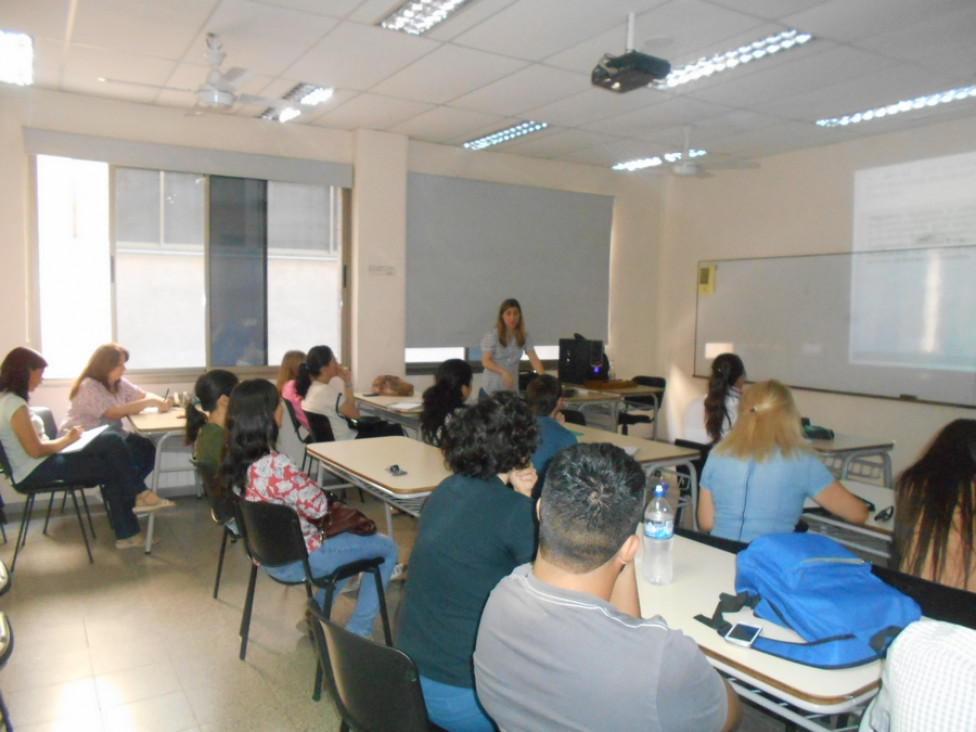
[60,343,174,510]
[479,298,544,398]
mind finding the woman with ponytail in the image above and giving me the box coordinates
[277,350,308,431]
[698,380,868,543]
[703,353,746,443]
[420,359,473,446]
[184,369,239,471]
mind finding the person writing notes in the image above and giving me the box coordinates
[479,298,544,398]
[0,347,168,548]
[698,380,868,543]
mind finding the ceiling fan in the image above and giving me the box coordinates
[667,127,760,178]
[101,33,330,121]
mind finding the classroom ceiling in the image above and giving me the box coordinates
[6,0,976,170]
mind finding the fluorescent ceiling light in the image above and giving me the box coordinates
[283,82,333,107]
[816,85,976,128]
[463,121,548,151]
[0,30,33,86]
[380,0,473,36]
[613,149,706,172]
[654,29,811,89]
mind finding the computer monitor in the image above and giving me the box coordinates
[558,337,607,384]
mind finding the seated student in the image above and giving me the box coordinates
[184,369,238,471]
[859,618,976,731]
[704,353,746,443]
[474,443,741,732]
[420,358,472,446]
[893,419,975,592]
[276,349,308,432]
[397,392,539,732]
[698,380,868,543]
[0,347,165,549]
[524,374,577,498]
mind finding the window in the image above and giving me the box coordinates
[36,155,343,377]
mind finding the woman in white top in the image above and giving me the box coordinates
[480,298,544,398]
[295,345,357,441]
[704,353,746,443]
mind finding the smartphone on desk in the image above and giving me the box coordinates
[724,623,762,647]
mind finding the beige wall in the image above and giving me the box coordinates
[658,115,976,473]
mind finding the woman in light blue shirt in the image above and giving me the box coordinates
[698,380,868,543]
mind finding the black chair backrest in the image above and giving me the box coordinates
[193,459,236,526]
[561,409,586,426]
[305,411,336,443]
[29,406,59,440]
[676,526,749,554]
[282,399,312,445]
[307,598,434,732]
[674,438,712,481]
[871,564,976,629]
[235,500,308,569]
[0,439,18,487]
[628,375,667,409]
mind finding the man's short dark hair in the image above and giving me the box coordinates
[539,443,646,572]
[441,392,540,479]
[525,374,562,417]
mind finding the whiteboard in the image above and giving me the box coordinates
[694,246,976,407]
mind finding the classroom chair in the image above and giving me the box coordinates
[617,376,666,436]
[191,459,238,600]
[304,411,365,502]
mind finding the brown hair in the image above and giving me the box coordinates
[713,380,806,462]
[275,350,306,394]
[495,298,526,348]
[69,343,129,398]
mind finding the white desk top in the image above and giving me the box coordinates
[307,436,447,495]
[355,393,423,414]
[128,407,186,433]
[571,425,699,464]
[804,480,895,536]
[807,433,894,454]
[637,535,881,713]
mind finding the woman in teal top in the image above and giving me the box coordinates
[699,380,869,543]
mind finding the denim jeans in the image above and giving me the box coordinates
[264,531,398,637]
[20,430,144,540]
[418,675,495,732]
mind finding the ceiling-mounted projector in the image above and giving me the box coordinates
[591,50,670,93]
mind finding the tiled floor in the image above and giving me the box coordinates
[0,492,415,732]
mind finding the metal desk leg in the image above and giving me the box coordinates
[383,503,395,540]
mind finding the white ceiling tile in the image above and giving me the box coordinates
[500,127,624,159]
[582,96,730,138]
[323,92,434,130]
[451,65,587,116]
[371,44,527,104]
[391,106,510,144]
[1,0,74,40]
[284,21,440,92]
[70,0,217,59]
[855,5,976,63]
[522,87,660,128]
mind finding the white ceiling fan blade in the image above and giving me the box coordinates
[220,67,252,89]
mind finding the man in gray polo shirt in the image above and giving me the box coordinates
[473,443,741,732]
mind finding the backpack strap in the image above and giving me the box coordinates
[694,592,759,636]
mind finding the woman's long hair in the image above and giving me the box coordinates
[185,369,239,446]
[218,379,280,498]
[893,419,976,588]
[713,380,805,462]
[70,343,129,398]
[704,353,745,442]
[495,298,526,348]
[294,345,334,399]
[0,347,47,401]
[276,350,306,394]
[420,359,472,445]
[441,392,539,479]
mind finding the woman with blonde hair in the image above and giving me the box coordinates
[479,298,544,398]
[698,380,868,543]
[893,419,975,591]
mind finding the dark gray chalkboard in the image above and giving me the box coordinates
[694,246,976,407]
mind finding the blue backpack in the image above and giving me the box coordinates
[696,533,921,669]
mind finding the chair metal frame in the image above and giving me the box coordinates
[617,375,666,436]
[191,459,239,599]
[0,436,94,572]
[232,499,392,683]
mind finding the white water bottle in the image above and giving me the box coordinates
[643,482,674,585]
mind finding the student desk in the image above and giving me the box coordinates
[128,407,189,553]
[637,535,880,731]
[572,425,701,530]
[802,480,895,560]
[807,433,895,487]
[306,436,447,539]
[566,384,664,438]
[354,394,422,438]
